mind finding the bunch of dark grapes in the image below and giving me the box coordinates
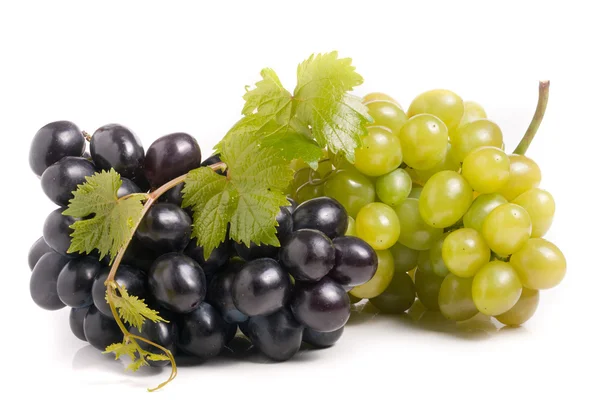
[28,121,375,365]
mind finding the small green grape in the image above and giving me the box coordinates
[417,250,434,274]
[442,228,490,278]
[369,272,416,314]
[459,101,487,127]
[292,168,323,203]
[472,261,522,316]
[461,146,510,194]
[438,274,479,321]
[451,119,503,162]
[497,154,542,201]
[375,168,412,207]
[365,100,408,137]
[414,268,444,311]
[354,127,403,177]
[413,143,460,183]
[419,171,473,228]
[407,89,464,131]
[324,169,375,217]
[510,238,567,290]
[481,203,532,256]
[389,242,419,273]
[495,288,540,326]
[355,202,401,250]
[345,216,356,236]
[398,114,448,170]
[512,188,555,237]
[463,193,508,232]
[350,249,395,299]
[394,198,444,250]
[429,233,450,277]
[362,92,401,105]
[408,185,423,199]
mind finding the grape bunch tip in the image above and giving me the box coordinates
[27,50,564,392]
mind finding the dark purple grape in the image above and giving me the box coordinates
[92,265,147,318]
[43,208,80,256]
[201,153,226,176]
[28,236,54,271]
[292,197,348,239]
[149,253,206,314]
[369,272,416,314]
[144,133,201,188]
[136,203,191,253]
[329,236,378,287]
[303,326,344,348]
[232,258,291,317]
[246,308,303,361]
[122,237,160,273]
[70,306,89,341]
[177,302,228,359]
[57,256,103,308]
[206,259,248,323]
[30,252,70,310]
[84,305,122,351]
[225,323,237,344]
[234,207,293,261]
[185,239,232,279]
[159,182,184,206]
[117,177,141,198]
[29,121,85,177]
[41,157,96,206]
[291,277,350,332]
[129,320,178,367]
[90,123,145,181]
[279,229,335,281]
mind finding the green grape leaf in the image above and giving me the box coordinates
[242,68,293,127]
[109,284,168,330]
[145,353,170,362]
[261,130,323,170]
[62,169,147,263]
[126,357,148,372]
[293,51,370,163]
[104,341,137,361]
[183,114,293,259]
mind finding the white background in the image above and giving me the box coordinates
[1,0,598,399]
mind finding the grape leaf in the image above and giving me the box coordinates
[146,353,170,362]
[104,341,137,360]
[261,130,323,170]
[126,357,148,372]
[109,284,168,330]
[242,68,292,126]
[62,169,147,263]
[183,114,293,259]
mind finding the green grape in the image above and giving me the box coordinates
[408,267,416,282]
[450,119,503,162]
[459,101,487,127]
[369,272,416,314]
[461,146,510,194]
[414,268,444,311]
[510,238,566,290]
[324,169,375,217]
[472,261,522,316]
[442,228,490,278]
[355,202,401,250]
[407,89,464,131]
[429,233,450,277]
[354,126,403,177]
[345,216,356,236]
[365,100,408,137]
[398,114,448,170]
[438,274,478,321]
[413,143,460,183]
[350,249,395,299]
[419,171,473,228]
[497,154,542,201]
[408,185,423,199]
[417,250,434,274]
[375,168,412,207]
[482,203,532,256]
[394,198,444,250]
[363,92,401,105]
[463,193,508,232]
[389,242,419,273]
[349,292,363,303]
[292,168,323,203]
[290,159,309,171]
[317,158,333,177]
[512,188,555,237]
[495,288,539,326]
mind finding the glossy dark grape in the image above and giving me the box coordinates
[185,239,232,279]
[369,272,416,314]
[136,203,191,253]
[291,277,350,332]
[232,258,291,317]
[177,302,229,359]
[279,229,335,281]
[303,326,344,348]
[30,252,70,310]
[292,197,348,239]
[122,237,160,273]
[69,306,89,341]
[144,132,202,188]
[43,208,80,256]
[159,182,185,206]
[234,207,293,261]
[28,237,53,271]
[130,320,178,367]
[201,153,226,176]
[41,157,96,206]
[149,253,206,314]
[90,123,145,181]
[329,236,378,287]
[246,308,303,361]
[84,306,122,351]
[206,259,248,323]
[117,177,141,198]
[29,120,85,176]
[92,265,147,318]
[57,257,103,308]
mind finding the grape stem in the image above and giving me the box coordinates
[513,80,550,155]
[82,130,92,142]
[104,161,226,392]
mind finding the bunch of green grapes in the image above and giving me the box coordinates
[288,86,565,327]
